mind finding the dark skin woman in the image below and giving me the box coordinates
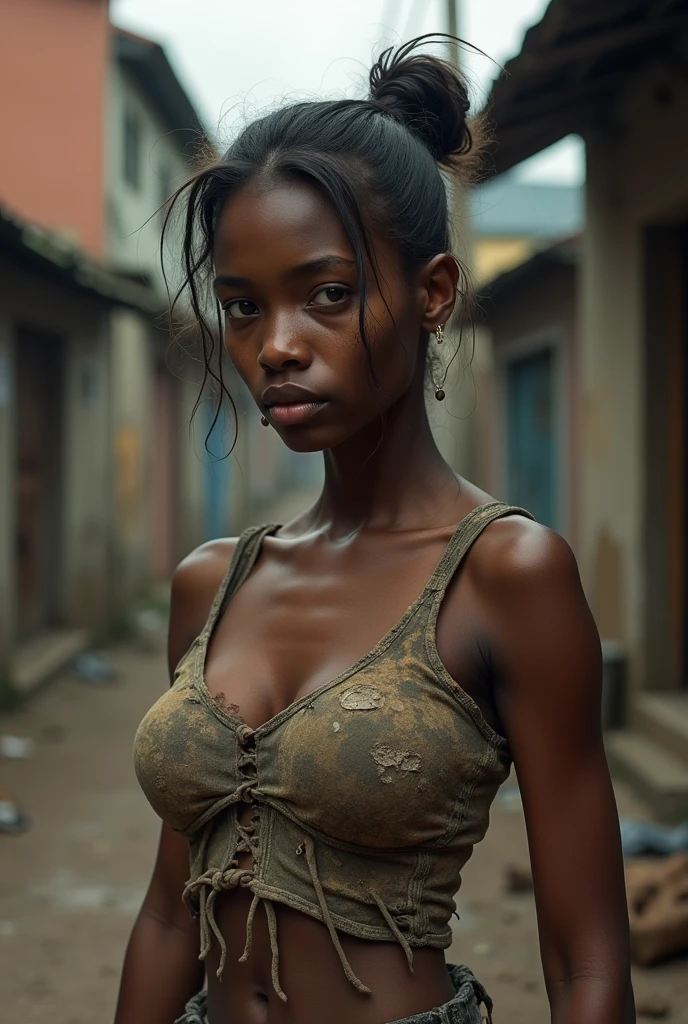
[116,37,635,1024]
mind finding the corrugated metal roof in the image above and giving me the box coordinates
[0,203,162,312]
[470,178,583,238]
[483,0,688,176]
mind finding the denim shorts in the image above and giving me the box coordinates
[174,964,493,1023]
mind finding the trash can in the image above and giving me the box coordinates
[601,639,626,730]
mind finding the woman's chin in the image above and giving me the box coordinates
[274,428,336,455]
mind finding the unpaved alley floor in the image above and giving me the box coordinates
[1,636,687,1023]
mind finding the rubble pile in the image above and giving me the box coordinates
[626,854,688,966]
[501,816,688,969]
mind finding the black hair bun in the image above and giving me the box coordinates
[369,35,475,168]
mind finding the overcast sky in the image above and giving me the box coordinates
[111,0,584,185]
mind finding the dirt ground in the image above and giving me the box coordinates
[1,635,687,1023]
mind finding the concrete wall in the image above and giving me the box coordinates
[580,61,688,690]
[109,307,154,617]
[60,313,111,631]
[105,60,191,295]
[0,254,113,667]
[0,0,109,255]
[473,237,537,287]
[0,311,15,675]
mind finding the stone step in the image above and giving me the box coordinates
[630,693,688,769]
[605,730,688,823]
[12,628,89,694]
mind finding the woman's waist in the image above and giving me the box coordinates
[206,892,454,1024]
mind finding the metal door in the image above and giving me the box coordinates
[506,346,557,529]
[15,327,62,638]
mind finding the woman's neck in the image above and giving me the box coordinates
[313,384,460,539]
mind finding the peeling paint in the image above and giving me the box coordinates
[371,743,422,782]
[340,685,385,711]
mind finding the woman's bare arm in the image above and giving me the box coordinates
[114,540,236,1024]
[114,823,205,1024]
[473,519,635,1024]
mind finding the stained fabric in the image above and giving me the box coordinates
[134,501,533,1001]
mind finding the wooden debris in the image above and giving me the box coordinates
[626,854,688,966]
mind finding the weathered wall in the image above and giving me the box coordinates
[473,237,536,286]
[0,254,112,652]
[0,311,15,675]
[581,61,688,690]
[0,0,109,254]
[60,319,111,630]
[109,307,154,617]
[105,60,191,295]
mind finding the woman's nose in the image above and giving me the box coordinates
[258,316,312,372]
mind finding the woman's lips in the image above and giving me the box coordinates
[266,400,328,426]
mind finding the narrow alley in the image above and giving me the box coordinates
[1,635,687,1023]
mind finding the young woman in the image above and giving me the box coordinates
[117,37,635,1024]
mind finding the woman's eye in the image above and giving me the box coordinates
[310,286,350,306]
[224,299,258,319]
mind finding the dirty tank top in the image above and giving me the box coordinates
[133,501,533,1002]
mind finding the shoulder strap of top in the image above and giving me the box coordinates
[428,501,535,593]
[201,523,281,639]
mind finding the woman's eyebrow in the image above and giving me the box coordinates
[284,255,356,280]
[213,255,356,290]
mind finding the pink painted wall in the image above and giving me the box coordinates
[0,0,109,255]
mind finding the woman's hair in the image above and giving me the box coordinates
[163,34,487,449]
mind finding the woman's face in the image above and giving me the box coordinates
[212,177,440,453]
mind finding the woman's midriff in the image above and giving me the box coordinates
[206,888,455,1024]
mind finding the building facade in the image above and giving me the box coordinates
[0,207,158,701]
[479,0,688,814]
[0,1,319,701]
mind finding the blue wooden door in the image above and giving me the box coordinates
[203,400,232,540]
[506,348,557,528]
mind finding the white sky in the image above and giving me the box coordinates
[111,0,584,185]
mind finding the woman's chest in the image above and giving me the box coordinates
[203,539,491,732]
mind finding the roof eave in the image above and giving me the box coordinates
[478,239,580,307]
[0,207,163,313]
[113,28,210,159]
[481,0,688,178]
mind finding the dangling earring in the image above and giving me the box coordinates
[260,415,270,427]
[432,323,447,401]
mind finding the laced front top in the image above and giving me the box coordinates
[133,501,533,1001]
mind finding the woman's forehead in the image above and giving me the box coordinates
[213,176,404,295]
[214,179,351,264]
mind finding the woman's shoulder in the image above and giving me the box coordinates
[169,524,275,638]
[468,509,581,606]
[167,537,240,673]
[172,537,240,607]
[464,512,595,680]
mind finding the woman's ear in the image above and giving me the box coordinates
[419,253,461,333]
